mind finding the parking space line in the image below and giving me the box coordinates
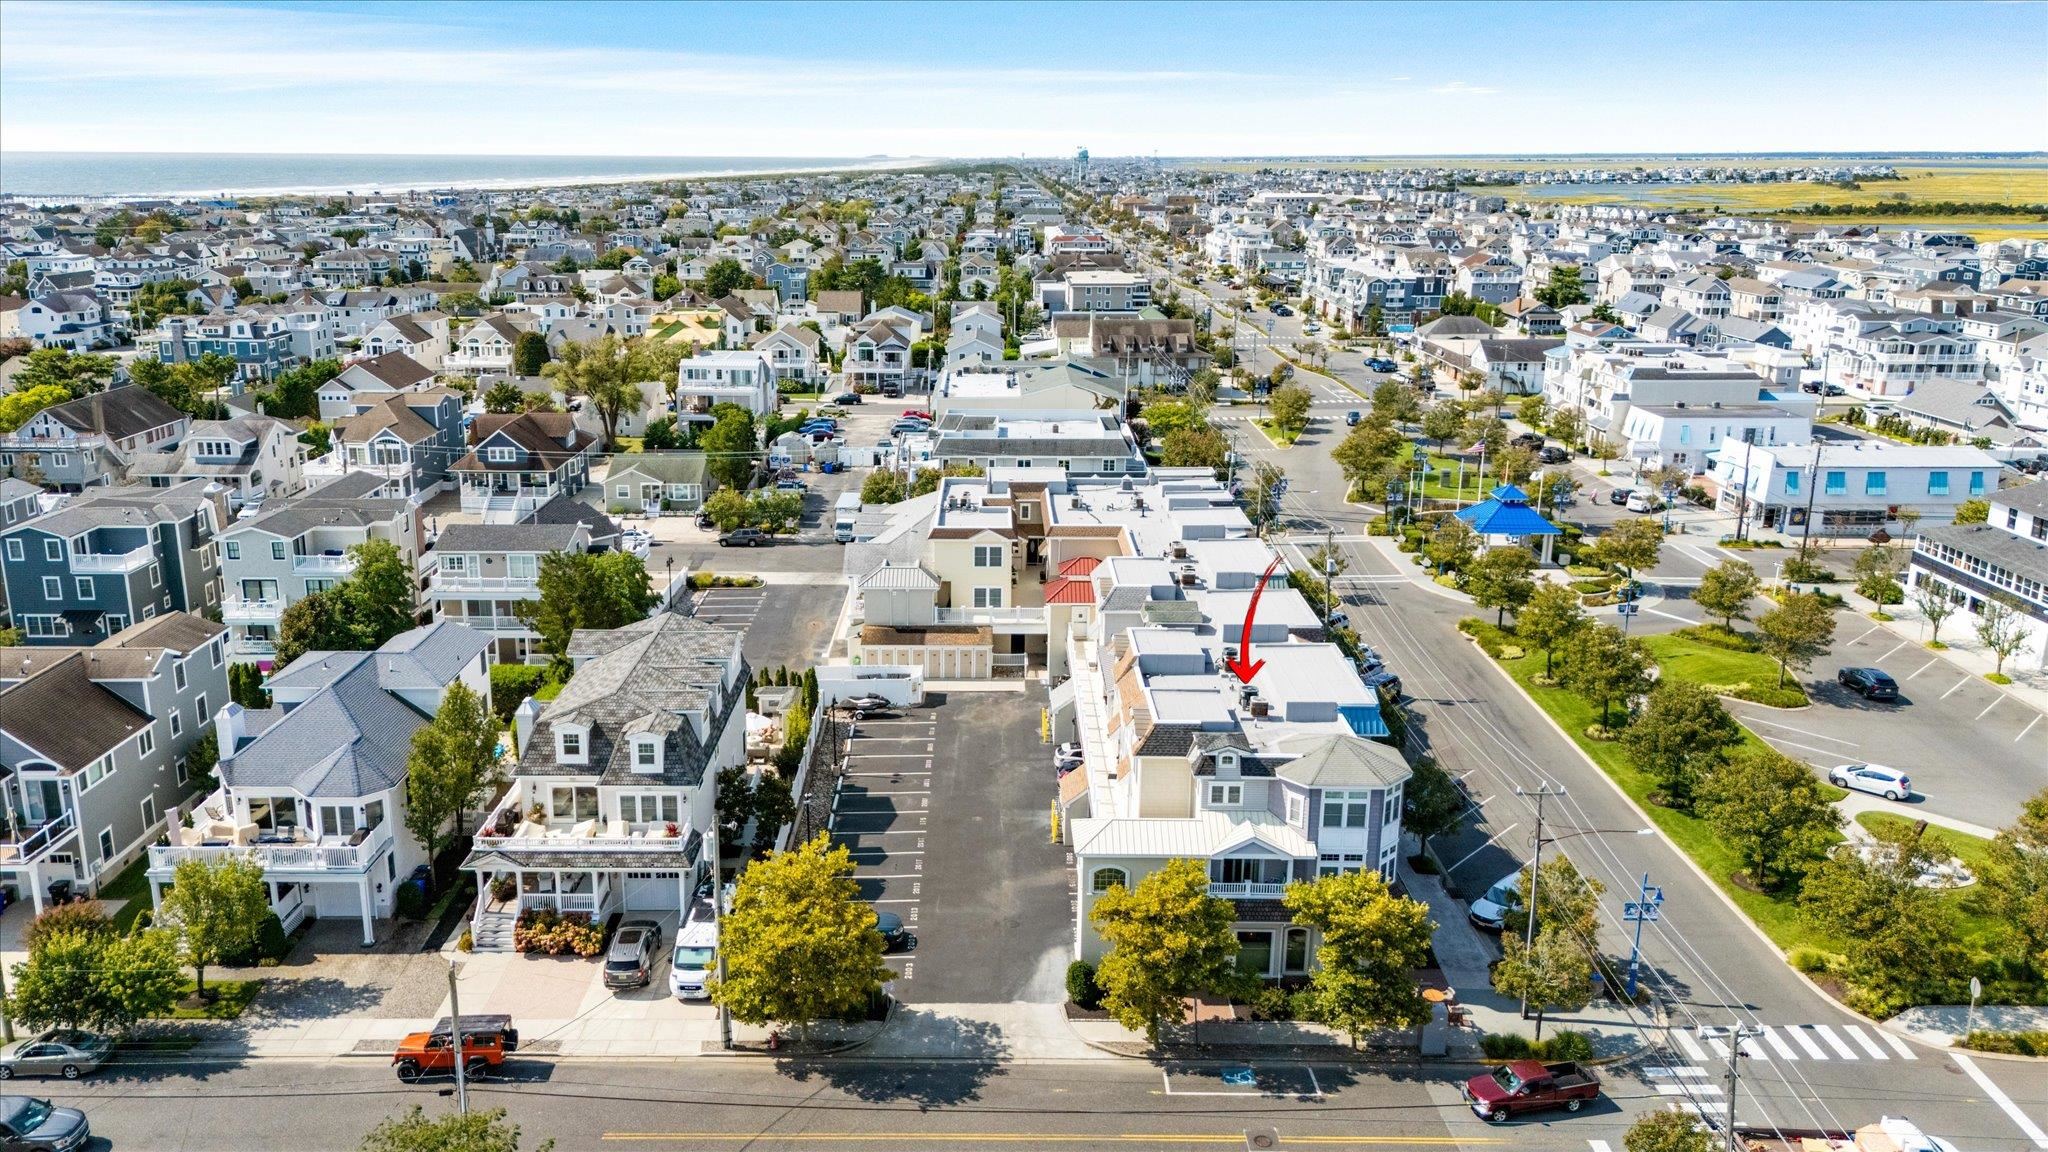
[1847,625,1883,646]
[853,873,925,880]
[1939,677,1972,700]
[1910,659,1940,679]
[1756,733,1849,758]
[1739,717,1858,746]
[2018,716,2042,743]
[1976,696,2005,720]
[1878,640,1911,662]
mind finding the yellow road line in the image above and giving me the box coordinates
[602,1135,1498,1146]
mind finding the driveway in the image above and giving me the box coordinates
[825,689,1067,1004]
[237,920,450,1021]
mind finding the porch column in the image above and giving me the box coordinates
[678,869,689,915]
[149,875,163,919]
[27,864,45,916]
[357,875,375,947]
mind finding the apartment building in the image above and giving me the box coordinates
[1710,439,2001,537]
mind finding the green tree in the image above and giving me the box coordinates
[1490,926,1592,1039]
[1517,581,1587,676]
[0,384,73,433]
[520,551,656,663]
[344,539,418,648]
[359,1106,552,1152]
[7,925,183,1034]
[1623,1109,1715,1152]
[1282,870,1433,1045]
[1139,399,1205,441]
[1590,517,1662,583]
[1549,406,1585,447]
[1089,858,1246,1042]
[1982,788,2048,974]
[1620,680,1740,809]
[228,662,271,709]
[260,359,339,421]
[1533,265,1587,308]
[1953,498,1990,525]
[1268,382,1312,436]
[747,489,806,535]
[1851,542,1906,607]
[1161,424,1229,470]
[652,273,683,301]
[1423,516,1479,576]
[405,681,501,868]
[1693,559,1761,631]
[1974,592,2034,677]
[160,855,268,996]
[700,405,759,491]
[1401,756,1465,847]
[546,334,642,449]
[1464,545,1536,625]
[12,347,117,397]
[484,380,525,414]
[1505,854,1605,943]
[1371,379,1421,426]
[274,589,357,668]
[1331,418,1406,500]
[1557,622,1653,726]
[1516,395,1550,429]
[1914,580,1958,645]
[703,258,751,300]
[1243,462,1286,533]
[1696,746,1840,891]
[704,488,752,530]
[1756,590,1836,688]
[1800,820,1970,1012]
[711,833,892,1042]
[1421,403,1465,452]
[512,330,551,376]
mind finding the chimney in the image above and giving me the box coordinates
[218,701,248,755]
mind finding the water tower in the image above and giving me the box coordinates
[1074,147,1090,182]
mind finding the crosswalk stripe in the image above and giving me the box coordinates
[1645,1066,1709,1078]
[1761,1027,1798,1060]
[1657,1084,1725,1096]
[1787,1025,1830,1059]
[1811,1024,1859,1059]
[1738,1032,1771,1060]
[1672,1029,1708,1061]
[1701,1028,1731,1059]
[1842,1024,1890,1060]
[1881,1031,1918,1060]
[1589,1142,1614,1152]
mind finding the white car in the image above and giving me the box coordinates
[1828,763,1913,801]
[620,528,653,559]
[668,919,718,1000]
[1468,870,1525,932]
[1624,491,1659,514]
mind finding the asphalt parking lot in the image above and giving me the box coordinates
[686,582,842,671]
[1732,617,2048,832]
[824,688,1068,1004]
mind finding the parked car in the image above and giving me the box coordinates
[837,694,892,713]
[1837,666,1900,701]
[828,392,862,405]
[1345,410,1362,426]
[1366,358,1399,373]
[1829,763,1913,801]
[603,920,664,990]
[1608,488,1633,506]
[1537,445,1570,464]
[393,1015,518,1082]
[874,910,912,952]
[1326,609,1350,629]
[0,1031,111,1081]
[1463,1060,1602,1122]
[902,409,933,421]
[774,478,808,492]
[1822,384,1847,397]
[1511,432,1545,451]
[0,1096,89,1151]
[1363,668,1403,699]
[718,528,769,547]
[669,919,719,999]
[1801,381,1823,394]
[1468,870,1524,931]
[1625,491,1659,514]
[1270,303,1292,316]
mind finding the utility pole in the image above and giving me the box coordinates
[1797,438,1824,568]
[1622,873,1663,1001]
[1723,1025,1761,1151]
[1322,526,1336,627]
[1513,782,1566,1019]
[712,816,733,1049]
[446,960,468,1115]
[1,951,12,1042]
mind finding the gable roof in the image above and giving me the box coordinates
[0,653,151,771]
[36,386,184,440]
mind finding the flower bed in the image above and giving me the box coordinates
[512,908,605,956]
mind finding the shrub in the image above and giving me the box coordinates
[1481,1033,1534,1059]
[394,881,429,921]
[1987,672,2013,685]
[1961,1030,2048,1057]
[1366,514,1391,537]
[1457,617,1516,659]
[255,913,291,962]
[1546,1030,1594,1061]
[23,900,112,952]
[1065,960,1102,1009]
[457,928,474,953]
[1788,947,1838,976]
[1722,684,1809,709]
[1248,984,1295,1021]
[490,876,518,903]
[1781,556,1834,584]
[1676,624,1762,652]
[512,907,605,956]
[488,663,549,723]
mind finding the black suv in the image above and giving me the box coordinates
[1837,666,1899,701]
[718,528,769,547]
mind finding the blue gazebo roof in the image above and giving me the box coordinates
[1455,484,1562,537]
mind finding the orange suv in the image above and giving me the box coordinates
[392,1015,519,1082]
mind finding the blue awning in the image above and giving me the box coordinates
[1339,704,1390,740]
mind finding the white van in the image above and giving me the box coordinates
[668,919,718,999]
[833,492,863,543]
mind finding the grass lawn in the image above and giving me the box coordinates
[1642,632,1804,702]
[1254,419,1301,447]
[1397,443,1494,503]
[97,855,154,934]
[164,978,264,1020]
[1853,812,2004,953]
[613,436,644,453]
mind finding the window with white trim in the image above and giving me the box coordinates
[169,708,183,737]
[272,540,288,560]
[98,826,116,863]
[174,661,187,690]
[1207,782,1243,807]
[41,576,61,599]
[224,540,241,561]
[193,693,208,729]
[83,752,115,790]
[141,794,158,830]
[972,545,1002,567]
[972,586,1004,608]
[73,576,93,598]
[1286,793,1305,826]
[3,539,20,562]
[44,539,61,562]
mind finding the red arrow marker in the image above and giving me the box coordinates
[1224,556,1284,683]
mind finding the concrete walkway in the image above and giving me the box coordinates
[1888,1003,2048,1050]
[1835,789,2001,842]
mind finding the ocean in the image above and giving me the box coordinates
[0,152,938,201]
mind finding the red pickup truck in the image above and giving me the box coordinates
[1464,1059,1601,1122]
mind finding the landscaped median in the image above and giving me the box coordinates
[1455,613,2047,1017]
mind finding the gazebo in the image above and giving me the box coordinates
[1455,483,1563,563]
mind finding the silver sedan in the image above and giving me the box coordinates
[0,1030,112,1080]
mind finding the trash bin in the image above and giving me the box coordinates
[47,878,75,905]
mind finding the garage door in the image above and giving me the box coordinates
[312,882,361,919]
[622,871,682,911]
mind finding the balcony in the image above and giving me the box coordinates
[222,596,285,622]
[70,546,155,574]
[935,605,1046,631]
[1208,881,1290,899]
[431,574,541,597]
[0,810,78,864]
[293,552,357,574]
[474,804,698,855]
[442,614,537,635]
[149,826,393,877]
[229,636,277,657]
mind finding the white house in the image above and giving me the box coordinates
[1710,439,2002,538]
[676,349,776,418]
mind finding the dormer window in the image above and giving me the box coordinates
[556,725,588,765]
[1216,751,1240,777]
[632,736,662,774]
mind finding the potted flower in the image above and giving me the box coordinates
[527,801,546,825]
[663,821,680,838]
[490,876,517,903]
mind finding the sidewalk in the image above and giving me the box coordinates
[1888,1004,2048,1051]
[1836,790,2000,842]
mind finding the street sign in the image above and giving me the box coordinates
[1623,901,1661,922]
[1617,602,1639,617]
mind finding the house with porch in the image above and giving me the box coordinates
[0,386,189,491]
[127,413,307,510]
[751,325,825,386]
[331,388,465,499]
[425,520,599,665]
[451,411,599,522]
[601,453,710,515]
[463,613,747,949]
[147,621,492,944]
[1,613,228,915]
[674,349,777,419]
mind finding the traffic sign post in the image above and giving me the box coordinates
[1622,874,1663,1001]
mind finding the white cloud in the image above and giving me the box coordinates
[1428,81,1500,96]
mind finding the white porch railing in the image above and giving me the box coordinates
[292,553,357,574]
[70,546,155,574]
[442,614,536,634]
[222,597,285,622]
[1208,881,1289,898]
[0,810,77,864]
[934,606,1045,626]
[149,828,392,876]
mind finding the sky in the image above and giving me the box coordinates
[3,0,2045,158]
